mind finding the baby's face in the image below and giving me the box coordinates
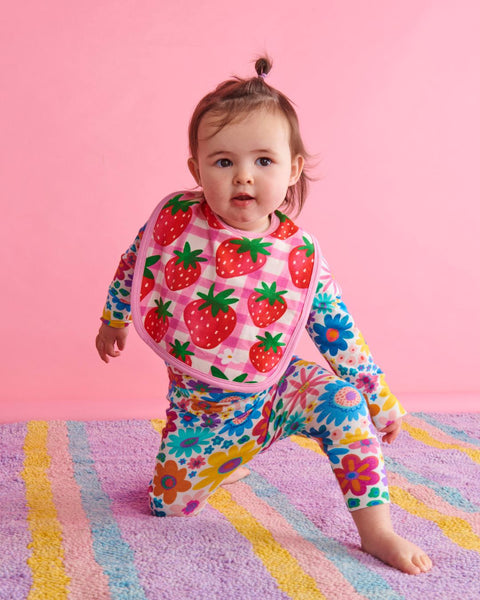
[188,108,303,233]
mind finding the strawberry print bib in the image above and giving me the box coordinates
[131,191,320,392]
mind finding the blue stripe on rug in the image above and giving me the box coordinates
[66,421,147,600]
[414,412,480,447]
[384,456,480,513]
[245,470,405,600]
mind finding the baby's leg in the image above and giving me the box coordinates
[149,400,261,517]
[278,359,432,574]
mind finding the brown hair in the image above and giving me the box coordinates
[188,57,311,215]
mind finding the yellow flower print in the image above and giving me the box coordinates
[295,359,313,367]
[355,331,370,355]
[340,427,371,445]
[193,440,260,492]
[378,374,400,411]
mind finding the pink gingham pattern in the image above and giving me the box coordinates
[131,192,320,392]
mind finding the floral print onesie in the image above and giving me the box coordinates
[102,220,406,517]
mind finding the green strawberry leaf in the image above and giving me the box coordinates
[211,366,229,379]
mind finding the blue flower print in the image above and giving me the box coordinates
[111,290,131,312]
[150,497,166,517]
[312,314,354,356]
[314,381,367,427]
[325,446,350,465]
[219,403,262,437]
[199,390,251,404]
[165,427,214,458]
[308,424,330,442]
[180,412,200,427]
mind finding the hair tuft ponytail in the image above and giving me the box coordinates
[254,56,272,78]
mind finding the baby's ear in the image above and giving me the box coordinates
[188,158,201,185]
[289,154,305,185]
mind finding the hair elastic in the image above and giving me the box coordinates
[259,72,267,79]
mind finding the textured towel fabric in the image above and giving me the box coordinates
[1,413,479,600]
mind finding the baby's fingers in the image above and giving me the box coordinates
[95,336,119,363]
[380,421,401,444]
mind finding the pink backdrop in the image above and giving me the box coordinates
[2,1,479,422]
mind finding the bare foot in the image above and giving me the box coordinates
[361,530,433,575]
[350,504,432,574]
[221,467,250,485]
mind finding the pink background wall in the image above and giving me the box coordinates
[2,1,479,423]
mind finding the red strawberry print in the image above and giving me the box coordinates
[248,282,288,327]
[271,210,299,239]
[145,298,173,342]
[153,194,199,246]
[201,201,224,229]
[288,236,315,288]
[169,339,195,366]
[184,284,239,349]
[140,255,160,299]
[249,332,285,373]
[165,242,207,291]
[216,237,272,278]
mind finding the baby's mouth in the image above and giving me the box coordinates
[232,194,254,201]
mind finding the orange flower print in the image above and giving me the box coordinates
[152,460,192,505]
[333,454,380,496]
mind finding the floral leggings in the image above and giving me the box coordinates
[149,357,390,517]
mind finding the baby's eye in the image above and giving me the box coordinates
[215,158,233,168]
[256,157,272,167]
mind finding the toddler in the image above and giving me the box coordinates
[96,57,432,574]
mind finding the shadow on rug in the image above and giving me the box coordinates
[1,412,479,600]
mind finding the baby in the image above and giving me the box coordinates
[96,57,432,574]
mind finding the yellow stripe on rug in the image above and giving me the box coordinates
[21,421,70,599]
[390,486,480,553]
[290,435,480,553]
[208,486,326,600]
[402,421,480,465]
[151,419,166,436]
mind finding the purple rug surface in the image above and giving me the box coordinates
[1,412,479,599]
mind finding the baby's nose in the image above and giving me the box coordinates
[234,167,253,184]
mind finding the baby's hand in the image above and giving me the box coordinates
[95,323,129,363]
[380,418,403,444]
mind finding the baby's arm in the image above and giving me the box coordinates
[306,255,406,441]
[96,226,145,362]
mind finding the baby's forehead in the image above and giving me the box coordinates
[202,104,283,128]
[198,107,291,144]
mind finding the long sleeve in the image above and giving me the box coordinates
[100,225,145,328]
[305,254,406,430]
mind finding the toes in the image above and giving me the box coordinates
[412,553,432,573]
[403,558,421,575]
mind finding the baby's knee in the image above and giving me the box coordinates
[148,482,208,517]
[333,383,363,407]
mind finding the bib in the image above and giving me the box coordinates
[131,191,320,392]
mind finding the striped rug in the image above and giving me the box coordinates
[1,413,479,600]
